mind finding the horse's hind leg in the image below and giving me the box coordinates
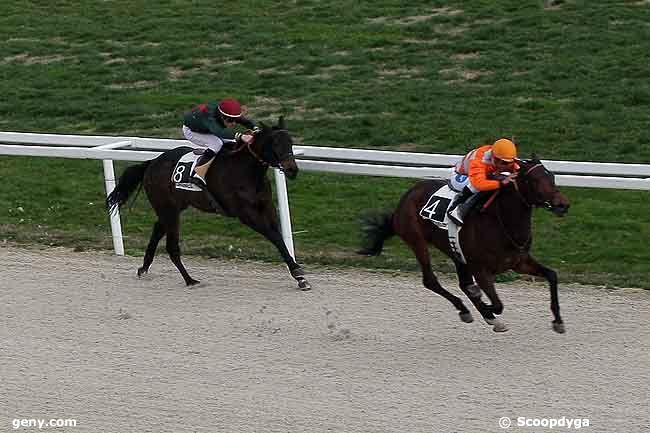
[474,270,508,332]
[163,212,199,287]
[455,261,495,322]
[406,236,472,323]
[138,220,166,277]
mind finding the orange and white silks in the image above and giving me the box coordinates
[454,145,519,193]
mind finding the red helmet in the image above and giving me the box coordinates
[218,98,243,118]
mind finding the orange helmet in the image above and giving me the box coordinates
[492,138,517,162]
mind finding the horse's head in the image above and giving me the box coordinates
[253,116,299,179]
[516,156,570,216]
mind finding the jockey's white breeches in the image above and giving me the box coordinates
[182,125,224,153]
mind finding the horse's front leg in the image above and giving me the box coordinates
[474,269,508,332]
[513,254,565,334]
[238,208,311,291]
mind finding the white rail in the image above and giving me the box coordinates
[294,146,650,177]
[2,132,650,176]
[297,160,650,190]
[1,131,649,257]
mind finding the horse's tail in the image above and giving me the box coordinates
[106,161,150,214]
[357,211,395,256]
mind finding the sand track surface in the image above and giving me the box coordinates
[1,246,649,432]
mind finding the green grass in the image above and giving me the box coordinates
[1,1,649,288]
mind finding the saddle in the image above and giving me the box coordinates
[171,149,227,214]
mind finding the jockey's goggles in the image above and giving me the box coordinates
[494,157,514,165]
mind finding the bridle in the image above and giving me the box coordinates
[511,163,549,209]
[230,136,268,166]
[228,129,293,171]
[263,129,294,173]
[488,161,564,252]
[495,162,545,251]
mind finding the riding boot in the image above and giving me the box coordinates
[448,187,480,226]
[190,149,216,189]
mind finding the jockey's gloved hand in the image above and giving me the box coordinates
[500,173,518,186]
[235,132,254,145]
[488,173,507,181]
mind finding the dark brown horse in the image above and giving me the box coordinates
[107,117,311,290]
[358,157,570,333]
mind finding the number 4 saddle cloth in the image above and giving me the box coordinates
[419,182,468,264]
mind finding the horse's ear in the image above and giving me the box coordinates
[277,116,286,130]
[531,152,540,163]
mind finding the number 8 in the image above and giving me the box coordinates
[173,165,186,183]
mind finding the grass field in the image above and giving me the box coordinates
[1,1,649,288]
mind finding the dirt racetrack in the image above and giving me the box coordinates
[1,246,649,433]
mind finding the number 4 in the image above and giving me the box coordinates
[423,199,440,219]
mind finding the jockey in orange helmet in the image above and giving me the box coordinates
[447,138,519,225]
[182,98,257,188]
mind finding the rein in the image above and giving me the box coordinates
[495,198,531,252]
[512,163,544,208]
[245,140,269,166]
[227,137,269,167]
[494,163,543,252]
[226,129,292,170]
[228,140,248,154]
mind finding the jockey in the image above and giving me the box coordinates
[447,138,519,226]
[182,98,257,188]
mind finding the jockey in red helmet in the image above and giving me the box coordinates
[447,138,520,225]
[182,98,258,188]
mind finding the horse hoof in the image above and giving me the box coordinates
[486,316,509,332]
[186,279,200,287]
[137,267,147,278]
[553,322,566,334]
[297,278,312,291]
[459,312,474,323]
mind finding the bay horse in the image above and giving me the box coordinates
[358,157,570,333]
[107,117,311,290]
